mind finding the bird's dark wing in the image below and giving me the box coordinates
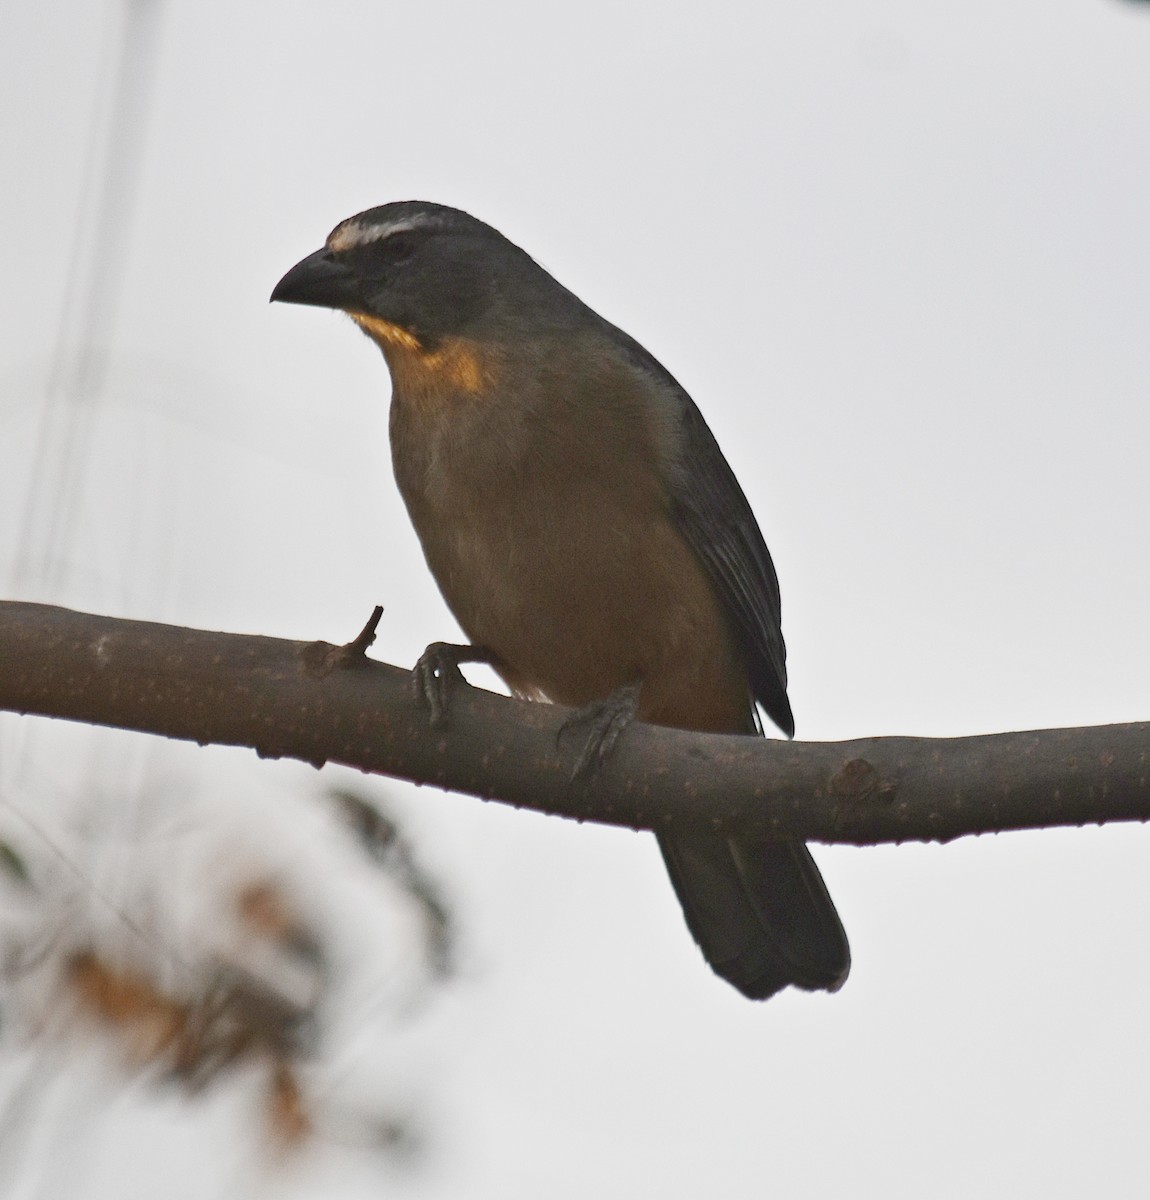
[605,325,794,737]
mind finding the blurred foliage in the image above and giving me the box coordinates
[0,780,458,1184]
[0,841,29,884]
[329,787,455,978]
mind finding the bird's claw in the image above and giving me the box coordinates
[560,682,642,787]
[411,642,494,728]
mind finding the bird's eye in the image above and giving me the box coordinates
[383,233,417,263]
[338,231,420,280]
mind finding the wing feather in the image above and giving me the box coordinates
[603,324,794,737]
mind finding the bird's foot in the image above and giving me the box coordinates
[411,642,496,728]
[559,682,643,786]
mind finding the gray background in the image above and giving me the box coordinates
[2,1,1150,1196]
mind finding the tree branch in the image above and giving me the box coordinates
[1,600,1148,845]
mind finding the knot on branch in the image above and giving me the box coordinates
[300,607,384,679]
[829,758,897,807]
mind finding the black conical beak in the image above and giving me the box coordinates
[270,248,363,310]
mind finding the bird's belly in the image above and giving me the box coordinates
[389,374,752,732]
[410,489,750,731]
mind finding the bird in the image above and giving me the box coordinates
[271,201,850,1000]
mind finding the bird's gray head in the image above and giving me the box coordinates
[271,201,573,360]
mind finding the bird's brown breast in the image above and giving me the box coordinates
[385,333,752,734]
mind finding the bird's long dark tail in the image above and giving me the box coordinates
[656,830,850,1000]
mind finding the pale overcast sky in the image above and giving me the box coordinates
[2,1,1150,1197]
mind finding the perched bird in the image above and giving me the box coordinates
[271,201,849,999]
